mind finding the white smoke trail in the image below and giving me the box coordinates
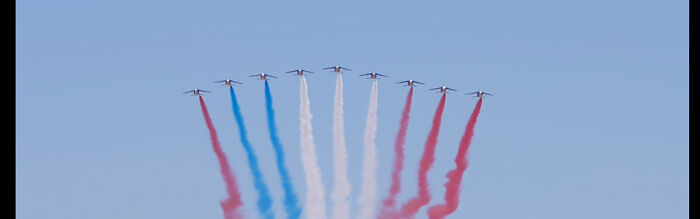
[331,74,351,219]
[299,76,326,219]
[357,80,379,219]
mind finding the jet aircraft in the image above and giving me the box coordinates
[286,69,314,76]
[214,78,243,86]
[249,73,278,80]
[466,90,494,98]
[323,65,352,73]
[397,80,425,87]
[183,88,211,96]
[360,72,388,79]
[429,86,457,93]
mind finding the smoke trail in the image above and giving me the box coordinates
[399,94,447,218]
[264,81,302,219]
[357,80,379,219]
[331,74,351,219]
[427,98,483,219]
[198,96,243,219]
[229,87,274,219]
[298,76,327,219]
[379,87,414,219]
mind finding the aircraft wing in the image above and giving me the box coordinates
[396,80,409,84]
[232,80,243,84]
[183,90,194,94]
[286,70,298,73]
[376,73,388,77]
[304,70,315,73]
[249,74,260,77]
[340,67,352,71]
[446,88,458,91]
[484,92,494,96]
[359,73,371,76]
[214,80,226,83]
[465,92,478,95]
[414,81,425,84]
[429,87,442,90]
[267,75,278,78]
[322,67,334,70]
[199,90,211,93]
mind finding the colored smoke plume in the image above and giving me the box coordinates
[331,74,351,219]
[299,76,327,219]
[379,87,414,219]
[198,96,243,219]
[264,81,302,219]
[427,98,483,219]
[229,87,274,219]
[399,94,447,218]
[358,80,379,219]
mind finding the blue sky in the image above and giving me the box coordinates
[16,0,688,218]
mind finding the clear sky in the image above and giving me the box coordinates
[16,0,688,218]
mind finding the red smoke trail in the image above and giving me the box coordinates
[427,98,483,219]
[379,87,414,219]
[198,96,243,219]
[399,93,447,218]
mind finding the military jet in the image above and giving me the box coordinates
[429,86,457,93]
[397,80,425,87]
[249,73,278,80]
[183,88,211,96]
[286,69,314,76]
[466,90,494,98]
[214,78,243,86]
[360,72,388,79]
[323,65,352,73]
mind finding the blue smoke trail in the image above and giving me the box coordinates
[264,81,302,219]
[229,87,274,219]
